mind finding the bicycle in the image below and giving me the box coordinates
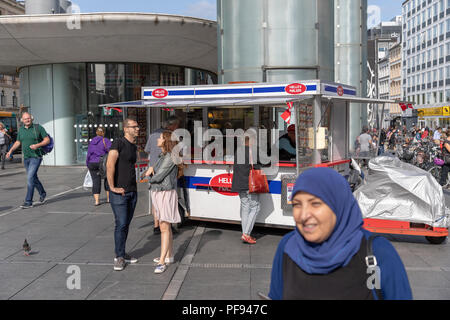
[428,159,450,188]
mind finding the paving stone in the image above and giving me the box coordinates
[87,281,167,300]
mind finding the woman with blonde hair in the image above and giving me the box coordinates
[86,127,111,205]
[145,130,183,274]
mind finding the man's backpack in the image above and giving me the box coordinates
[34,124,54,155]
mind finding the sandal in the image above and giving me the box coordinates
[241,234,256,244]
[153,256,174,264]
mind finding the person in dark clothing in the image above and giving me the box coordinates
[268,167,412,300]
[231,134,262,244]
[0,122,11,169]
[86,127,111,206]
[440,135,450,187]
[378,129,386,155]
[278,124,296,161]
[107,118,140,271]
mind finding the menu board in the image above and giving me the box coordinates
[295,104,314,164]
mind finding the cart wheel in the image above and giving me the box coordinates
[425,236,447,244]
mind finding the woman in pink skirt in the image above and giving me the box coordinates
[145,130,183,274]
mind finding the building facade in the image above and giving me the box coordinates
[367,16,402,128]
[0,0,24,115]
[402,0,450,129]
[389,42,405,123]
[0,11,218,166]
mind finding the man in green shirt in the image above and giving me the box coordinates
[7,112,50,209]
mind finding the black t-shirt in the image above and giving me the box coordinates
[110,137,137,193]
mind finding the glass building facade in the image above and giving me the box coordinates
[19,62,217,166]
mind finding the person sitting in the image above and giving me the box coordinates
[268,167,412,300]
[279,124,296,161]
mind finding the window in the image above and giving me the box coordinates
[0,90,5,106]
[12,91,17,108]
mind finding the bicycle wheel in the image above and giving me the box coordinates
[428,166,442,183]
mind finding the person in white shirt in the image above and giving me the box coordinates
[433,127,442,145]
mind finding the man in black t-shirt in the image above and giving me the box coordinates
[107,118,139,271]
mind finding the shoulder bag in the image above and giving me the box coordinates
[248,147,269,193]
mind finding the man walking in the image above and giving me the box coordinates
[107,117,140,271]
[6,113,49,208]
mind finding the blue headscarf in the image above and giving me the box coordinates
[284,167,364,274]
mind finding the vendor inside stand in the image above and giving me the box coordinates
[278,124,296,161]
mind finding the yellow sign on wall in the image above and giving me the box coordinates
[417,107,444,117]
[444,106,450,116]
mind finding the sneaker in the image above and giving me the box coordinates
[20,203,33,209]
[113,257,126,271]
[154,264,167,274]
[36,196,46,205]
[153,256,174,264]
[124,254,138,264]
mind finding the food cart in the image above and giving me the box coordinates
[100,80,448,243]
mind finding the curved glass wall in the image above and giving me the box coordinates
[20,62,217,166]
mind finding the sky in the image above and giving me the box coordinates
[71,0,402,24]
[72,0,217,20]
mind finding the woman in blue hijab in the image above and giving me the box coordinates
[269,167,412,300]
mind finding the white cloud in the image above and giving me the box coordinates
[184,0,216,21]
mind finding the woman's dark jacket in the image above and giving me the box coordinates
[231,146,261,193]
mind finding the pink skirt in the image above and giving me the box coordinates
[151,190,181,223]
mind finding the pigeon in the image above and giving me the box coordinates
[23,239,31,256]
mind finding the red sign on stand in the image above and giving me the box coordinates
[152,88,169,99]
[336,86,344,96]
[285,83,306,95]
[209,174,238,196]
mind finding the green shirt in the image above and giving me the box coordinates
[17,124,48,159]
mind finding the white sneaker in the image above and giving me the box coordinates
[124,254,138,264]
[153,256,174,264]
[154,264,167,274]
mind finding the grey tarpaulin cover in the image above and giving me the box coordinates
[354,156,450,228]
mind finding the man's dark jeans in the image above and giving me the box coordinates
[24,157,46,205]
[110,191,137,258]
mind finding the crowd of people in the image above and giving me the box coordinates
[5,112,415,299]
[354,124,450,188]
